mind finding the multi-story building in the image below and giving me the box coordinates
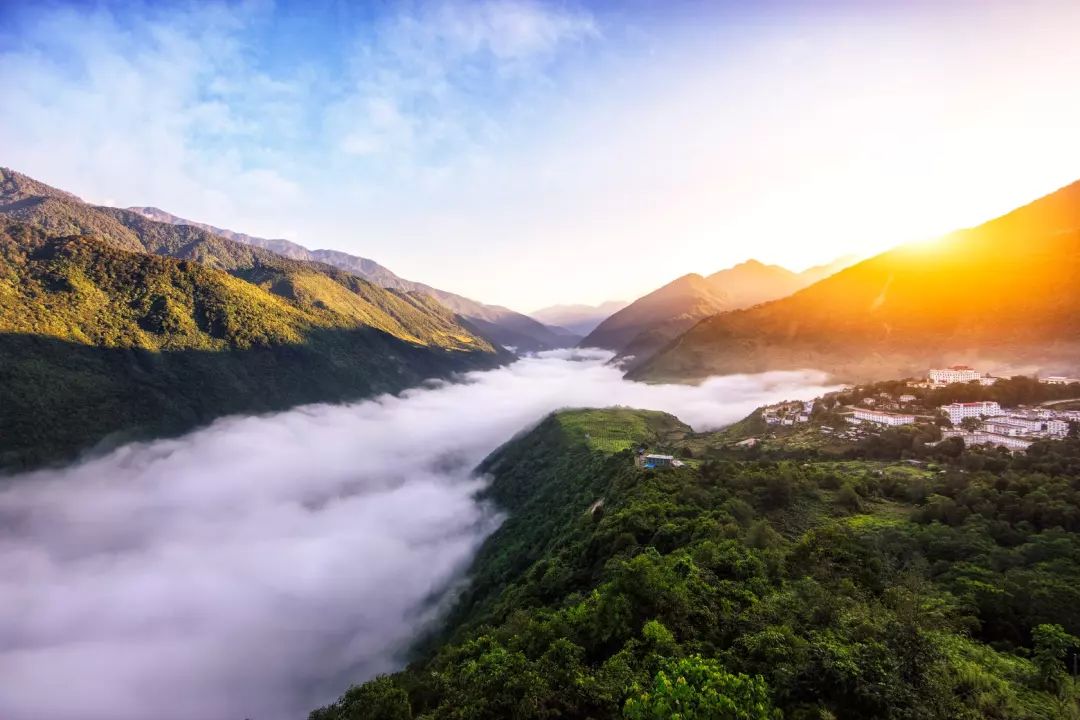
[928,365,982,385]
[852,408,915,426]
[942,401,1002,425]
[1040,376,1080,385]
[982,419,1034,437]
[898,394,917,403]
[942,429,1033,451]
[1046,419,1069,437]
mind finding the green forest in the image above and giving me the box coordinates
[313,408,1080,719]
[0,208,506,471]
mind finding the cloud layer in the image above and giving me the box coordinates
[0,351,834,720]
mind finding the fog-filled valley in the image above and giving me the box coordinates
[0,350,834,720]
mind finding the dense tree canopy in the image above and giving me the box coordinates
[313,411,1080,719]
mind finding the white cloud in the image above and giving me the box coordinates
[331,0,596,159]
[0,351,834,720]
[0,1,307,235]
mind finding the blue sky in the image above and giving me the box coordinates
[3,0,1080,310]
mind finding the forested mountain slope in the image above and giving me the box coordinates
[630,181,1080,383]
[0,199,506,470]
[313,407,1080,719]
[127,205,578,351]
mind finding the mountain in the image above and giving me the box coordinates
[128,206,578,352]
[630,181,1080,383]
[580,257,854,359]
[0,168,508,470]
[313,406,1080,719]
[530,300,628,336]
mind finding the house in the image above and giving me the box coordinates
[852,408,915,426]
[643,454,674,468]
[898,394,917,404]
[942,401,1002,425]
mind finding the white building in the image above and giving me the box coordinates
[1046,419,1069,438]
[942,429,1032,451]
[982,419,1034,437]
[644,454,674,468]
[943,401,1002,425]
[898,394,917,403]
[1040,376,1080,385]
[928,365,982,385]
[984,415,1042,433]
[852,408,915,426]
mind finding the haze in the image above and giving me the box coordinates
[0,350,835,720]
[3,0,1080,309]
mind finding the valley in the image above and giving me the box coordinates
[4,3,1080,717]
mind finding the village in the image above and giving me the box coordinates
[754,365,1080,453]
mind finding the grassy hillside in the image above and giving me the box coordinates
[630,182,1080,383]
[313,408,1080,719]
[0,218,505,470]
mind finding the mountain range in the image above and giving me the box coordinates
[530,300,629,336]
[630,180,1080,382]
[0,168,510,469]
[581,256,856,359]
[128,206,578,352]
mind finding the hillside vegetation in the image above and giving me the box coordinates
[313,408,1080,719]
[0,195,506,470]
[126,204,578,351]
[630,181,1080,383]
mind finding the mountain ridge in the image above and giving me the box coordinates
[530,300,629,336]
[0,169,509,470]
[580,255,855,359]
[629,179,1080,383]
[127,206,579,352]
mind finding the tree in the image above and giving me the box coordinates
[623,655,776,720]
[960,417,982,431]
[309,676,411,720]
[1032,623,1079,693]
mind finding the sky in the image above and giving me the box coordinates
[2,0,1080,311]
[0,349,836,720]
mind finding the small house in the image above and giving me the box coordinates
[643,454,675,468]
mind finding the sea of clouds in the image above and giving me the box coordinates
[0,349,835,720]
